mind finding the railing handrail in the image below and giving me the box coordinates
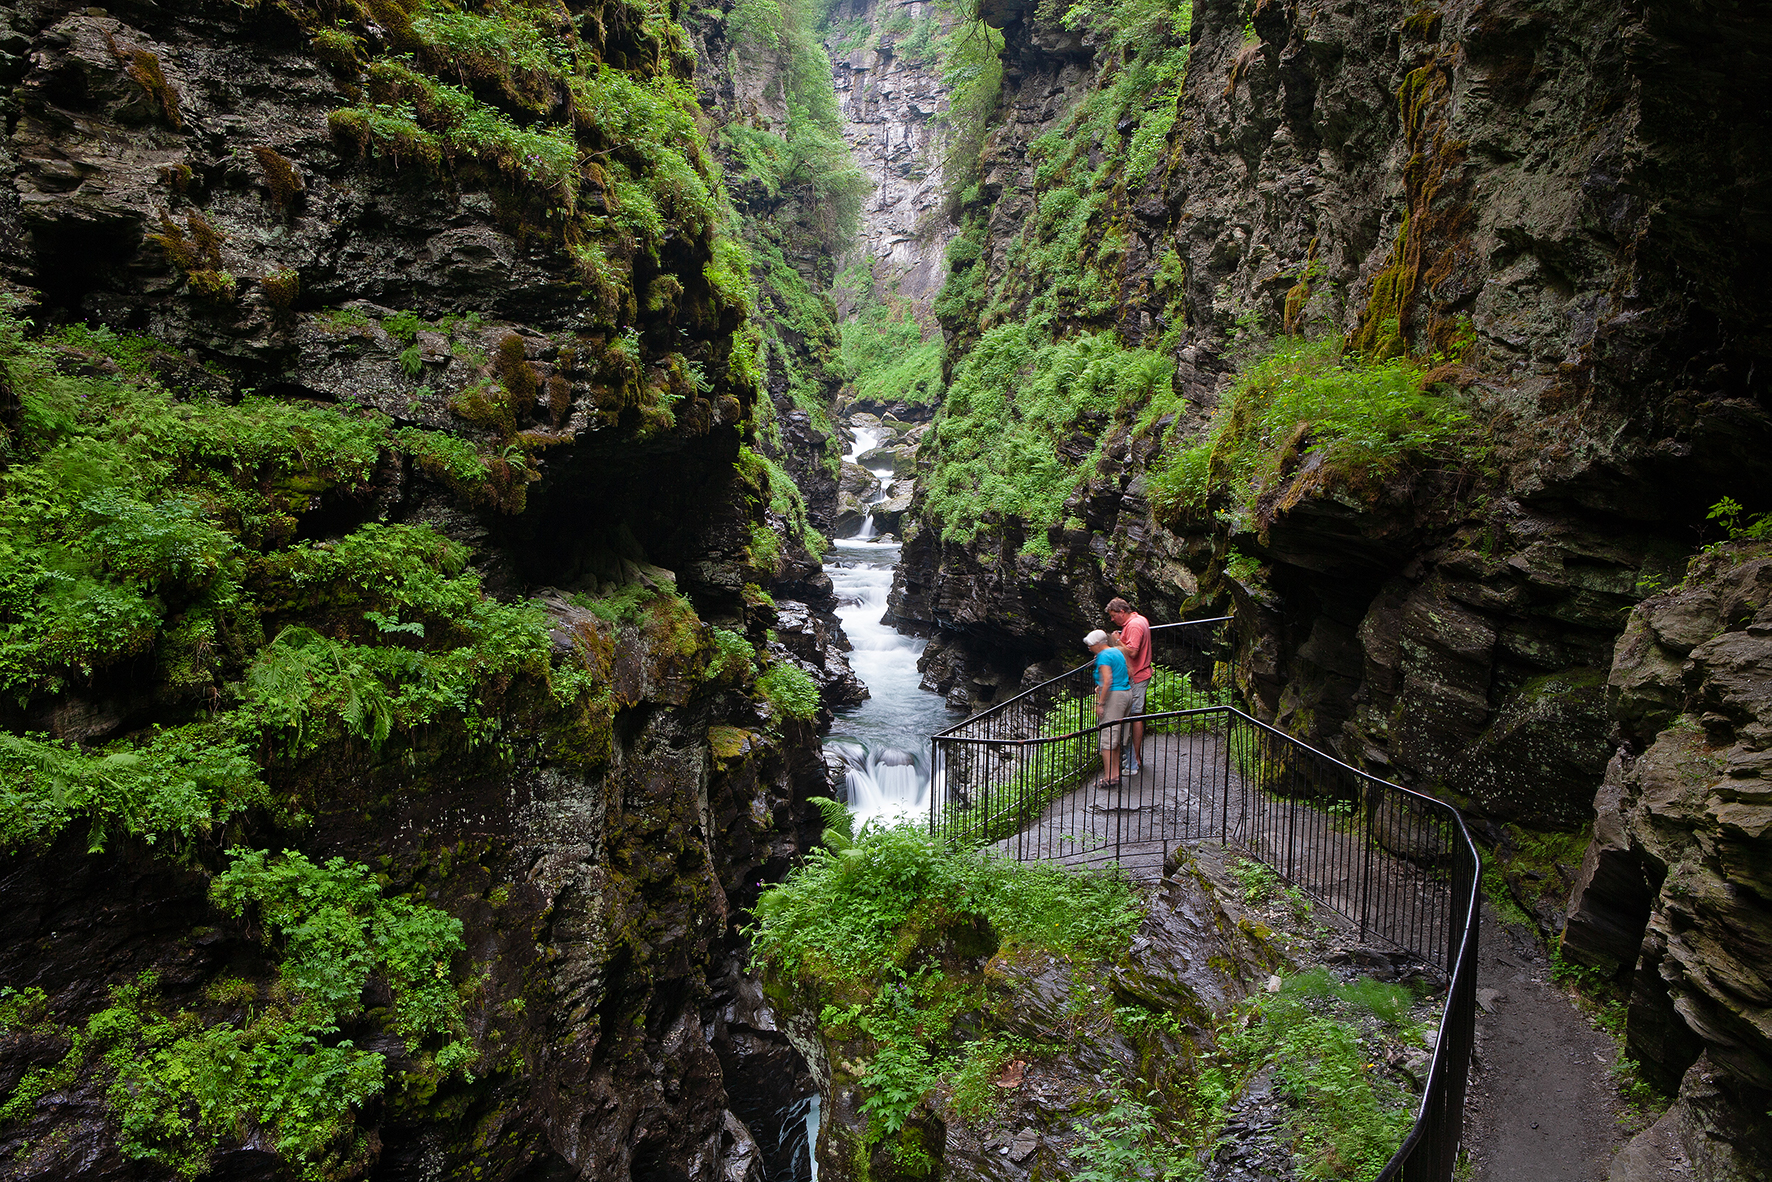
[927,697,1481,1182]
[930,616,1233,739]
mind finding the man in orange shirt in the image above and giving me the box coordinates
[1106,597,1151,775]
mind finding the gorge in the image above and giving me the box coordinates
[0,0,1768,1180]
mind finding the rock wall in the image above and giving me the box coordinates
[0,1,848,1177]
[891,0,1772,830]
[1563,541,1772,1178]
[827,0,953,306]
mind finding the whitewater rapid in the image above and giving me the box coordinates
[822,427,954,830]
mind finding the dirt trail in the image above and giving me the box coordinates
[1463,904,1630,1181]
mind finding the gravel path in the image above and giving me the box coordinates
[1462,905,1629,1181]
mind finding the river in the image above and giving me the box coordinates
[822,426,955,829]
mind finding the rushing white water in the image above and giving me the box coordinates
[823,425,954,830]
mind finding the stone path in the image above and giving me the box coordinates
[1462,905,1630,1181]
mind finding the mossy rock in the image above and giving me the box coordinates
[1448,668,1611,829]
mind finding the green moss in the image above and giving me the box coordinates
[108,34,182,128]
[1149,337,1472,532]
[261,267,300,311]
[1348,58,1470,361]
[251,146,304,215]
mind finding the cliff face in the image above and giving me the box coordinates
[1563,541,1772,1177]
[0,1,843,1178]
[892,0,1771,829]
[827,0,953,306]
[883,0,1771,1169]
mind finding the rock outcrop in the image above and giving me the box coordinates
[1564,541,1772,1179]
[827,0,954,306]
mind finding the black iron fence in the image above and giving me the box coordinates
[926,628,1480,1182]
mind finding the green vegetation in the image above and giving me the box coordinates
[924,325,1174,552]
[758,661,820,721]
[837,266,944,409]
[719,0,867,250]
[711,0,864,487]
[258,0,759,415]
[0,300,604,843]
[1069,1077,1195,1181]
[1480,822,1588,933]
[1194,970,1423,1181]
[0,725,267,854]
[933,7,1007,213]
[1,849,470,1181]
[737,444,826,561]
[1150,337,1472,530]
[1706,495,1772,545]
[913,0,1200,558]
[1226,853,1313,924]
[750,824,1141,1156]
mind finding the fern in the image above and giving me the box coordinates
[807,794,854,851]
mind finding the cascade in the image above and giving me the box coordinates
[822,424,954,829]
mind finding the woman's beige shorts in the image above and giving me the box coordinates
[1098,689,1132,750]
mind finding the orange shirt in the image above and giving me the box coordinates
[1120,612,1152,683]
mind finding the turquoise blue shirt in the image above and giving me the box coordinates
[1094,647,1131,692]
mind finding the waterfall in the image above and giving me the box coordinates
[823,423,954,831]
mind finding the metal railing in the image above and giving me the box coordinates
[926,632,1480,1182]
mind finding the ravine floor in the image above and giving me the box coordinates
[1462,904,1633,1181]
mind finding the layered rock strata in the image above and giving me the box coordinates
[1564,542,1772,1178]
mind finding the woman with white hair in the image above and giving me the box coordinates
[1085,628,1133,784]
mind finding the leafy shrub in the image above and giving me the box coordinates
[750,824,1140,1143]
[1199,970,1421,1181]
[709,627,758,683]
[4,852,472,1180]
[244,528,564,755]
[0,306,390,698]
[751,822,1138,991]
[758,662,819,721]
[1706,495,1772,545]
[211,848,468,1043]
[838,273,944,408]
[0,725,268,852]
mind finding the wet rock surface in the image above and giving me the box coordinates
[1563,542,1772,1178]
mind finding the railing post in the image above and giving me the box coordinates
[929,738,940,841]
[1360,778,1375,943]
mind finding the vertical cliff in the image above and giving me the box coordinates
[0,1,859,1177]
[882,0,1771,1170]
[1563,539,1772,1177]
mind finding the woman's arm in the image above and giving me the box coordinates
[1096,662,1110,712]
